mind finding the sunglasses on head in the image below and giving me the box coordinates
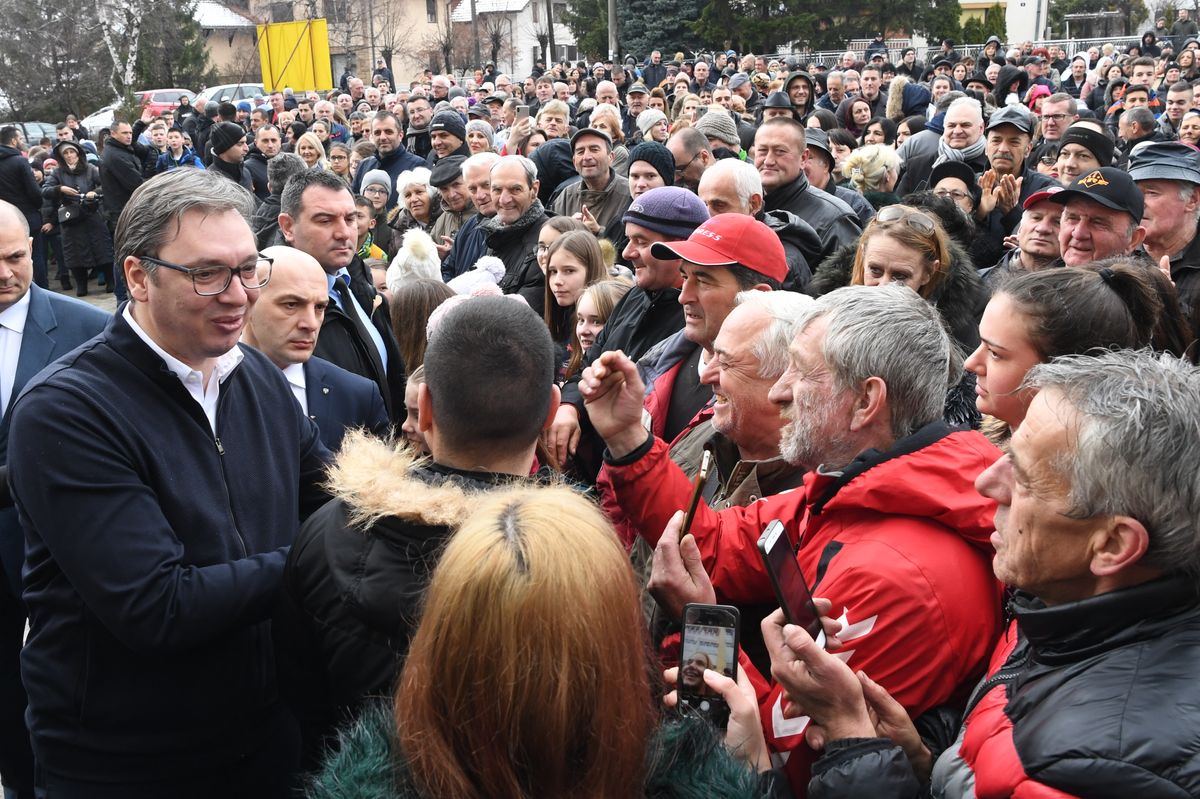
[875,205,937,235]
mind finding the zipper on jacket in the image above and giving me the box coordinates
[961,646,1032,722]
[212,374,248,558]
[214,436,224,455]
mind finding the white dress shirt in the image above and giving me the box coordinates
[283,361,308,415]
[123,306,244,434]
[0,289,31,415]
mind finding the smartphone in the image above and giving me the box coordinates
[680,449,712,537]
[693,106,708,119]
[516,104,530,119]
[757,520,826,648]
[677,603,740,728]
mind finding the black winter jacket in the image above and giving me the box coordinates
[763,173,862,265]
[0,145,43,222]
[809,576,1200,798]
[8,310,330,785]
[482,199,549,314]
[761,209,820,291]
[244,148,270,200]
[274,434,534,769]
[99,137,147,225]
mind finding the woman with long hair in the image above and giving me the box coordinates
[296,131,328,170]
[388,277,455,371]
[307,487,773,799]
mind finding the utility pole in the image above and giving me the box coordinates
[607,0,617,61]
[546,0,556,64]
[471,0,481,69]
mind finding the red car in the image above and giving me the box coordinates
[135,89,196,116]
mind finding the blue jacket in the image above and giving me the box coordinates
[156,147,203,173]
[8,309,330,784]
[304,356,390,451]
[440,211,489,280]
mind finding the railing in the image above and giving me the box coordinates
[760,35,1146,67]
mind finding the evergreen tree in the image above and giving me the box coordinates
[621,0,703,58]
[561,0,608,60]
[135,0,217,89]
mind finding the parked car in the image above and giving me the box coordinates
[135,88,195,116]
[194,83,265,109]
[0,121,59,145]
[80,105,118,135]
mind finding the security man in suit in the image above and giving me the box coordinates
[0,199,110,799]
[241,245,389,451]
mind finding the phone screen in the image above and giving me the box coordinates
[678,604,739,727]
[758,521,825,645]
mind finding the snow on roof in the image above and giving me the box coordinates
[450,0,529,23]
[196,0,259,28]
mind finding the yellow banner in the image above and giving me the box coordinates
[257,19,333,93]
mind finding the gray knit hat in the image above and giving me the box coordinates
[361,169,391,194]
[692,110,740,148]
[636,108,668,136]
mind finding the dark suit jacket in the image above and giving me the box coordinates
[304,357,390,453]
[0,286,110,592]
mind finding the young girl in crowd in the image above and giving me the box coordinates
[543,231,609,380]
[574,279,634,368]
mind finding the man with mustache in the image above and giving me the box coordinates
[975,105,1057,245]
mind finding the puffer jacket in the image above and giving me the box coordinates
[762,172,862,264]
[274,433,535,769]
[761,209,822,291]
[602,421,1004,797]
[809,575,1200,799]
[307,700,785,799]
[481,199,549,313]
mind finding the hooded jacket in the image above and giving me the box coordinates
[274,433,534,768]
[990,65,1030,108]
[306,700,781,799]
[481,198,549,313]
[783,71,816,120]
[602,421,1003,797]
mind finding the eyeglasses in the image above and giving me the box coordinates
[1040,113,1069,122]
[675,150,700,176]
[934,188,970,202]
[139,254,273,296]
[330,154,348,161]
[363,186,389,195]
[875,205,938,234]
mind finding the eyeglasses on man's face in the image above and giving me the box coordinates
[138,255,273,296]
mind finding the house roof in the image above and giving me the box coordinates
[450,0,529,23]
[196,0,259,29]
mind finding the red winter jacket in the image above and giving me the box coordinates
[605,421,1005,796]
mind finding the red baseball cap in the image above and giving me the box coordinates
[1022,184,1063,210]
[650,213,789,284]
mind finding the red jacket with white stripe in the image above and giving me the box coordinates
[604,420,1004,796]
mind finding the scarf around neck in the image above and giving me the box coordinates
[934,134,987,167]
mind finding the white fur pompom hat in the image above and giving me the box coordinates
[386,228,443,294]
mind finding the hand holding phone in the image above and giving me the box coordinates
[758,520,826,649]
[677,603,740,728]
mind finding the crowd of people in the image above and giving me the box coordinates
[0,29,1198,799]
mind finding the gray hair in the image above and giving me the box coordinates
[735,290,814,379]
[266,151,307,198]
[946,96,984,124]
[463,151,500,181]
[491,154,537,186]
[115,169,255,277]
[702,159,762,209]
[800,285,958,438]
[1024,350,1200,578]
[1123,106,1156,133]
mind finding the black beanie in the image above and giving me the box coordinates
[627,141,675,186]
[210,122,247,155]
[429,110,466,142]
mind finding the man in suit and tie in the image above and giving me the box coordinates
[277,170,405,423]
[242,246,389,452]
[0,200,109,799]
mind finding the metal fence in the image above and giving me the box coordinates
[761,35,1146,67]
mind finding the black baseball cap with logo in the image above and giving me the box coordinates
[1049,166,1144,223]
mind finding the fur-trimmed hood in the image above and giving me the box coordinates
[324,431,530,532]
[808,234,986,353]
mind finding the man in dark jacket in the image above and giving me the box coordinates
[897,97,990,195]
[0,126,48,287]
[975,105,1057,241]
[1132,142,1200,328]
[206,122,254,194]
[273,296,557,768]
[7,168,329,798]
[753,118,861,264]
[352,111,425,210]
[253,152,307,250]
[100,115,154,301]
[785,349,1200,799]
[481,155,549,313]
[425,110,471,166]
[441,151,498,280]
[244,124,281,201]
[802,129,876,228]
[280,170,406,423]
[642,50,669,90]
